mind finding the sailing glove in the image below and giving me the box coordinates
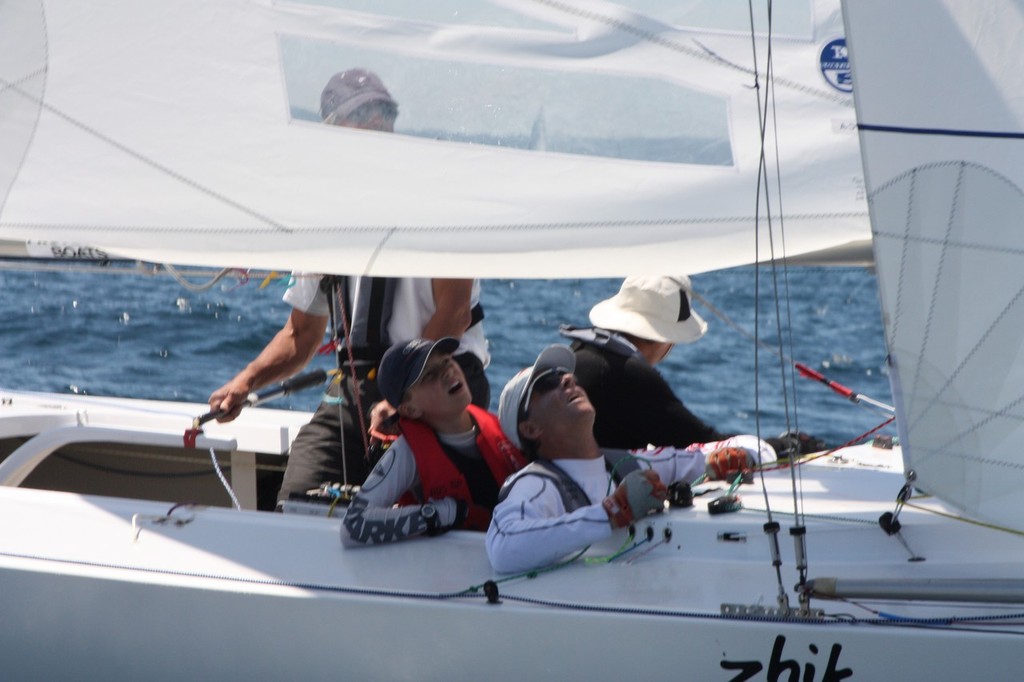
[602,469,668,529]
[705,446,756,481]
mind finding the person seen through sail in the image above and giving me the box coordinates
[560,276,825,457]
[485,344,776,573]
[341,338,525,545]
[207,69,491,509]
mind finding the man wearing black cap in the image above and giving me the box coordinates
[208,69,491,509]
[340,338,524,546]
[486,345,776,574]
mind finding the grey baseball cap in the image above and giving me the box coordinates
[320,68,397,123]
[498,345,576,449]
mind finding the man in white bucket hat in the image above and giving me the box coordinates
[561,276,824,457]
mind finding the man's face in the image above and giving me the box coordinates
[336,114,394,132]
[519,369,594,445]
[404,353,471,418]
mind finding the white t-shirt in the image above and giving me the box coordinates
[283,275,489,365]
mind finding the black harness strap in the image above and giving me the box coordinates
[364,277,392,350]
[469,302,485,329]
[497,459,592,512]
[322,276,398,364]
[323,277,483,368]
[559,325,638,358]
[497,451,639,512]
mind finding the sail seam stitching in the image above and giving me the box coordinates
[0,212,869,235]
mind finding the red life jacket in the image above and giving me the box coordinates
[397,405,525,530]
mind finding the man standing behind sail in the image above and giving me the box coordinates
[207,69,490,508]
[561,276,824,457]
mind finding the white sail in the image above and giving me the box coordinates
[6,3,1024,677]
[844,0,1024,529]
[0,0,867,277]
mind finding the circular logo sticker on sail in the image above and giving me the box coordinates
[819,38,852,93]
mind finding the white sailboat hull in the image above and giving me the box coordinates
[2,394,1023,680]
[3,552,1019,681]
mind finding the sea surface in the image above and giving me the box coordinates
[0,264,896,447]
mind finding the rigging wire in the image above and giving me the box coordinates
[761,4,810,536]
[744,0,791,614]
[689,289,894,417]
[748,0,806,529]
[744,0,827,614]
[526,0,849,106]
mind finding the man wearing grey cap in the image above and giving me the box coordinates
[486,345,775,574]
[561,276,825,457]
[208,69,491,509]
[341,338,524,546]
[320,68,398,130]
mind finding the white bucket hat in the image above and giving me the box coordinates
[589,276,707,344]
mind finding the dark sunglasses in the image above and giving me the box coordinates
[531,368,570,396]
[519,368,571,421]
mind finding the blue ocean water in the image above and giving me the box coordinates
[0,265,895,447]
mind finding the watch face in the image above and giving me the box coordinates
[420,503,441,536]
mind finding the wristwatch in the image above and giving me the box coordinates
[420,503,442,536]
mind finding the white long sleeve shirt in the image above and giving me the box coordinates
[486,435,774,574]
[340,431,472,547]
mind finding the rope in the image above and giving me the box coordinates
[691,289,894,420]
[903,500,1024,538]
[209,447,241,510]
[458,546,590,596]
[748,417,896,478]
[2,541,1023,631]
[160,263,237,292]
